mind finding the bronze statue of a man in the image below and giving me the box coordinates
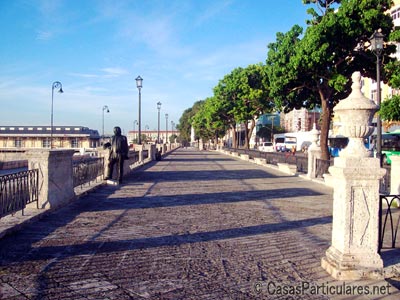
[104,126,129,183]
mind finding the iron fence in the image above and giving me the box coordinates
[378,195,400,253]
[0,169,39,218]
[73,157,104,188]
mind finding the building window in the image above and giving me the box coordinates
[42,138,51,148]
[296,118,301,131]
[391,7,400,20]
[14,138,22,148]
[71,138,79,148]
[371,89,377,102]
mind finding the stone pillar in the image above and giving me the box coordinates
[321,72,386,280]
[135,145,144,162]
[307,124,321,178]
[26,149,75,209]
[149,144,156,161]
[390,156,400,206]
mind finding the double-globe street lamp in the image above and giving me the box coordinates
[135,76,143,144]
[370,30,385,166]
[102,105,110,139]
[157,101,162,143]
[51,81,64,149]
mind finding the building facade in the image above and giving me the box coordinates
[0,126,100,150]
[280,108,321,133]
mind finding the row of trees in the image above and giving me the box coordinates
[178,0,400,160]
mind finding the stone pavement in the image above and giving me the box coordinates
[0,147,400,299]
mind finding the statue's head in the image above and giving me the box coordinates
[113,126,122,136]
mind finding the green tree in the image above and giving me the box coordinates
[380,95,400,122]
[192,99,214,142]
[213,64,273,149]
[267,0,399,160]
[177,100,204,145]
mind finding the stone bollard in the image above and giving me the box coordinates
[307,124,321,179]
[26,149,75,209]
[149,144,156,161]
[390,155,400,206]
[321,72,386,280]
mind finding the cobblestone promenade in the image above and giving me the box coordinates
[1,148,399,299]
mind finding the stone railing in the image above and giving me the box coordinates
[1,143,180,213]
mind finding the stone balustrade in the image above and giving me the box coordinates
[13,144,180,210]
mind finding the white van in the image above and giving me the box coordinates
[258,142,274,152]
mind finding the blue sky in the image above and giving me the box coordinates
[0,0,310,135]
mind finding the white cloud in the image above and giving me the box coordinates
[101,67,129,77]
[36,30,54,41]
[194,0,233,26]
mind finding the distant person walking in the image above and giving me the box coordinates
[104,126,129,183]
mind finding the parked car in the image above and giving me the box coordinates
[258,142,274,152]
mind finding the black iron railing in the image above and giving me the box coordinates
[378,194,400,253]
[0,169,39,218]
[73,157,104,188]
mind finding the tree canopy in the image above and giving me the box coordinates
[178,0,400,155]
[267,0,399,159]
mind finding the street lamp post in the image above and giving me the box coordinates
[370,30,384,166]
[133,120,138,142]
[51,81,63,149]
[165,113,169,144]
[157,102,162,143]
[102,105,110,139]
[135,76,143,144]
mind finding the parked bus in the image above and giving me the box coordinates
[380,130,400,165]
[273,132,313,152]
[273,134,296,152]
[331,130,400,163]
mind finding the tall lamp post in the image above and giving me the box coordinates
[51,81,63,149]
[133,120,138,142]
[102,105,110,139]
[370,30,384,166]
[157,101,162,143]
[135,76,143,144]
[165,113,169,144]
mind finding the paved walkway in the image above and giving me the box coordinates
[1,148,399,299]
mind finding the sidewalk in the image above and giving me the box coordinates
[1,148,399,299]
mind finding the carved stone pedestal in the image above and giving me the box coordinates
[321,157,386,280]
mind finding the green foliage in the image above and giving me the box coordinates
[380,95,400,121]
[266,0,398,159]
[178,0,400,154]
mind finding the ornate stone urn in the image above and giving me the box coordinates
[333,71,378,157]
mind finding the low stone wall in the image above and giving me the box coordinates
[0,160,28,170]
[0,149,27,162]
